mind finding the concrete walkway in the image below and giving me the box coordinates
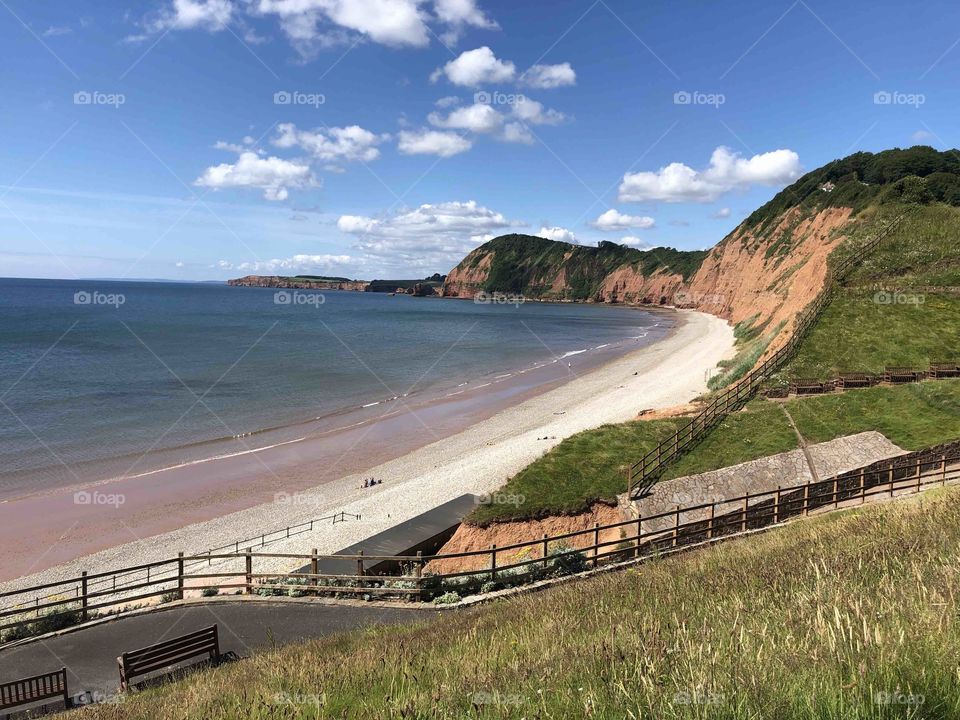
[0,599,432,711]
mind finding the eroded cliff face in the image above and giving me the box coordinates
[687,206,853,348]
[440,253,492,298]
[426,503,624,575]
[442,207,855,351]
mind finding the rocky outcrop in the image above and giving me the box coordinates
[227,275,368,291]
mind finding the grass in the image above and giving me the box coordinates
[787,379,960,450]
[660,400,799,481]
[470,379,960,524]
[844,203,960,288]
[69,485,960,719]
[782,291,960,380]
[781,203,960,382]
[468,418,683,525]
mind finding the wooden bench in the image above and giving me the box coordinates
[0,667,71,713]
[884,367,924,384]
[789,378,832,395]
[836,372,876,390]
[930,362,960,379]
[118,625,220,691]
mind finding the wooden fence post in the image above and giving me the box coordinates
[542,534,549,568]
[490,544,497,582]
[81,571,88,622]
[916,460,922,494]
[803,482,810,517]
[888,467,895,498]
[357,550,364,577]
[943,454,949,486]
[177,552,185,600]
[774,487,780,524]
[634,517,642,558]
[833,477,839,509]
[310,549,318,588]
[673,506,680,548]
[244,548,253,594]
[708,503,715,540]
[859,469,866,504]
[742,493,749,532]
[415,551,423,579]
[592,522,600,567]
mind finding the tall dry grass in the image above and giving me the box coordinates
[71,486,960,719]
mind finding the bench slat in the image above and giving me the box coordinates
[0,668,68,711]
[119,625,219,691]
[124,639,218,673]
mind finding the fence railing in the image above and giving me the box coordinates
[2,443,955,644]
[0,510,360,621]
[626,211,910,499]
[783,361,960,396]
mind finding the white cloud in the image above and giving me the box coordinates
[148,0,233,32]
[619,147,802,203]
[433,0,497,44]
[912,130,936,144]
[712,207,731,219]
[194,152,316,200]
[141,0,499,57]
[428,103,503,133]
[592,209,656,231]
[620,236,653,249]
[397,129,472,157]
[510,98,565,125]
[222,254,356,274]
[500,121,533,144]
[253,0,430,48]
[273,123,389,164]
[431,46,515,86]
[435,95,462,108]
[214,138,257,153]
[42,25,73,37]
[520,62,576,89]
[538,226,576,243]
[338,200,516,269]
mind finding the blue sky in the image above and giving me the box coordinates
[1,0,958,280]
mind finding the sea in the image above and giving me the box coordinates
[0,278,673,500]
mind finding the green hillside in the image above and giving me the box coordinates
[461,234,707,299]
[71,485,960,720]
[782,203,960,381]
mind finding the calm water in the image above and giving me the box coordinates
[0,278,672,498]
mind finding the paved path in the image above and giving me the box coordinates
[0,599,432,709]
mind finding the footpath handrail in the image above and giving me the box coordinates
[626,211,910,498]
[0,510,360,618]
[1,440,955,642]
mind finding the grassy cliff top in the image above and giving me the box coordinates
[745,145,960,232]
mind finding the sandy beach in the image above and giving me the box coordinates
[1,309,733,593]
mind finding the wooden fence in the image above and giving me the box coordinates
[785,361,959,396]
[2,444,956,644]
[0,510,359,627]
[626,212,910,499]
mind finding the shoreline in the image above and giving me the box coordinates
[0,308,671,506]
[0,309,733,589]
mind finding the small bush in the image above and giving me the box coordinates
[201,587,219,598]
[433,591,460,605]
[548,543,588,576]
[1,606,83,642]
